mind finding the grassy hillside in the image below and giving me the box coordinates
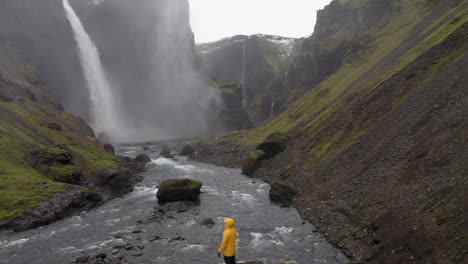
[227,0,467,147]
[0,45,119,223]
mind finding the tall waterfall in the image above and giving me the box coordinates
[241,40,247,108]
[63,0,119,139]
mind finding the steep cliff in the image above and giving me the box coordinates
[0,0,218,141]
[197,0,468,263]
[198,34,298,125]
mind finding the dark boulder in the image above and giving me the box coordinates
[93,166,137,197]
[135,153,151,163]
[143,146,149,151]
[160,145,174,158]
[256,132,287,159]
[269,182,297,207]
[47,122,62,131]
[198,218,215,226]
[119,156,146,172]
[95,253,107,259]
[103,143,115,155]
[75,256,90,264]
[179,144,195,156]
[241,150,265,176]
[156,179,202,202]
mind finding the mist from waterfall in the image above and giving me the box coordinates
[63,0,120,139]
[61,0,221,142]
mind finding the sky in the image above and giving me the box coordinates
[189,0,332,43]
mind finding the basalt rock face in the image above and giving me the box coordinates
[287,0,394,91]
[215,82,252,131]
[198,35,298,126]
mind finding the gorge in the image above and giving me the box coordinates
[0,0,467,263]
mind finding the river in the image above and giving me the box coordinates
[0,145,348,264]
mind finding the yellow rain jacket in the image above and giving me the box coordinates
[218,218,237,257]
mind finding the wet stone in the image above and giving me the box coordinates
[130,251,143,257]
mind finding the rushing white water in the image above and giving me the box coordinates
[63,0,119,138]
[241,40,247,108]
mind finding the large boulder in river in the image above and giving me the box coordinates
[179,144,195,156]
[160,145,174,158]
[135,153,151,163]
[241,150,265,176]
[269,182,297,207]
[156,179,202,202]
[256,132,287,159]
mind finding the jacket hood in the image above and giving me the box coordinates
[224,218,235,229]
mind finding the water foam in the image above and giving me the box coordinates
[152,158,177,166]
[0,238,30,247]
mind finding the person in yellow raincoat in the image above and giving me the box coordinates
[218,218,237,264]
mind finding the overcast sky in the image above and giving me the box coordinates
[189,0,332,43]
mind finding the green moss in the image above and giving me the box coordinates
[0,135,66,220]
[249,150,266,160]
[304,130,344,170]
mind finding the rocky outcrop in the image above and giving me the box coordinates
[156,179,202,202]
[241,150,265,176]
[256,132,287,159]
[215,82,252,131]
[269,182,297,207]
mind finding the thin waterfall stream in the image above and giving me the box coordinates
[241,40,247,108]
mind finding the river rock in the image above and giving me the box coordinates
[199,218,215,226]
[135,153,151,163]
[96,253,107,259]
[130,251,143,257]
[75,256,90,263]
[269,181,297,207]
[241,150,265,176]
[256,132,287,159]
[179,144,195,156]
[156,179,202,202]
[160,145,174,158]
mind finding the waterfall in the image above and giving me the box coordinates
[241,40,247,108]
[63,0,119,139]
[270,101,276,120]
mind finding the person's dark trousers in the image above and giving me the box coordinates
[224,255,236,264]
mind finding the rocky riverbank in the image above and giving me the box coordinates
[0,155,147,232]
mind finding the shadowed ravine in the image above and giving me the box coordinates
[0,145,348,264]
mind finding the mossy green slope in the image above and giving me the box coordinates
[227,0,468,152]
[0,45,118,221]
